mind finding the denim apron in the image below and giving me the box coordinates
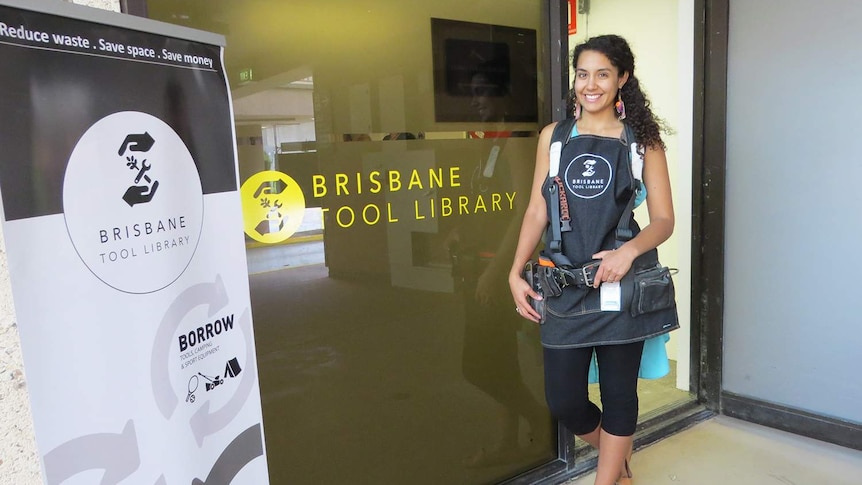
[539,133,679,349]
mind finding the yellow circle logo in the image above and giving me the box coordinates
[240,171,306,244]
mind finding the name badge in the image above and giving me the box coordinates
[600,282,621,312]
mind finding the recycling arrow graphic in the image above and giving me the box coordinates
[189,308,255,447]
[43,420,140,485]
[191,423,264,485]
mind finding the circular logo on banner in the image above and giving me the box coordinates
[564,153,613,199]
[240,171,306,244]
[63,111,204,294]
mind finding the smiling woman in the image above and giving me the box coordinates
[508,34,678,485]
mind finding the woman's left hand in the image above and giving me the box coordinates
[591,246,637,288]
[589,144,676,289]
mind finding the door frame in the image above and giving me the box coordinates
[691,0,727,413]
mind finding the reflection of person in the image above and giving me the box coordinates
[469,61,512,123]
[508,35,679,485]
[450,60,550,467]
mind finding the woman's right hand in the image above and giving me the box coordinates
[509,272,542,323]
[507,123,555,325]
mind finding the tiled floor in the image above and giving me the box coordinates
[566,416,862,485]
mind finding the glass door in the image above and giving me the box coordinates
[146,1,555,483]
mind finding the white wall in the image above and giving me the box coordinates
[0,3,120,484]
[569,0,694,390]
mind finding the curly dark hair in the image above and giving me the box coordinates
[568,34,668,151]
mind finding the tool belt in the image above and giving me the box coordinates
[525,256,601,298]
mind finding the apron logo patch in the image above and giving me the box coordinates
[564,153,613,199]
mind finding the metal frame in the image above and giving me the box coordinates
[690,0,728,413]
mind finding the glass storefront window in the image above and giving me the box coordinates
[147,1,554,483]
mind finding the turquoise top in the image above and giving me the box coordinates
[588,332,671,382]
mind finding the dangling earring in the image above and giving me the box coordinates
[573,99,581,120]
[615,89,626,120]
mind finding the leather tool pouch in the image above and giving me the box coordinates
[630,264,676,317]
[536,266,563,298]
[522,261,546,322]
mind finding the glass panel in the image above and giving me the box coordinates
[147,1,554,483]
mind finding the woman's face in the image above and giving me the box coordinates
[573,50,627,118]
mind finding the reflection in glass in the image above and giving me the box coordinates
[147,1,553,483]
[448,54,553,466]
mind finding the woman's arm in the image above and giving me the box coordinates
[508,123,555,322]
[592,144,675,286]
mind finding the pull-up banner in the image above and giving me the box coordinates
[0,1,269,483]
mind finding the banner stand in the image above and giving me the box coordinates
[0,1,270,483]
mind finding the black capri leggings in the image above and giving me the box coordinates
[543,341,645,437]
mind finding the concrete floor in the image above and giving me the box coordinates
[566,416,862,485]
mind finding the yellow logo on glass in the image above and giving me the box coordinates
[240,171,306,244]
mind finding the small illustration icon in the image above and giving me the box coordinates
[225,357,242,378]
[118,132,159,206]
[186,374,199,403]
[240,170,306,244]
[582,159,597,177]
[252,180,288,199]
[252,181,289,236]
[256,197,284,236]
[118,132,155,156]
[199,372,224,392]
